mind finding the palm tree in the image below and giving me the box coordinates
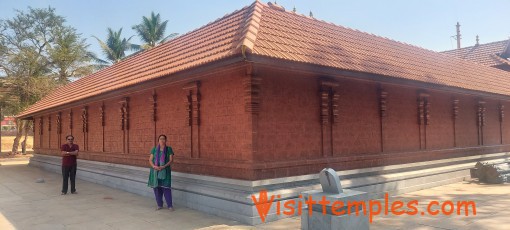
[91,28,139,66]
[132,12,178,50]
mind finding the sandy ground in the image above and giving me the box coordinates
[0,159,509,230]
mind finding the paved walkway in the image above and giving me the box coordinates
[0,159,509,230]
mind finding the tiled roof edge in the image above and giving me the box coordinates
[503,39,510,56]
[441,39,510,54]
[235,0,265,54]
[490,54,510,66]
[16,3,256,118]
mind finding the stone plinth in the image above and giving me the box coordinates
[301,168,369,230]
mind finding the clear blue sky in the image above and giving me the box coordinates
[1,0,509,57]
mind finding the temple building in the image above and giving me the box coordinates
[18,1,510,225]
[442,38,510,71]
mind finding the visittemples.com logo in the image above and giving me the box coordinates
[252,190,477,223]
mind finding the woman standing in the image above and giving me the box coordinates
[148,134,175,211]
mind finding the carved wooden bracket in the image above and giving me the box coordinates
[100,103,105,127]
[417,92,430,150]
[332,92,340,122]
[318,78,339,157]
[69,110,73,130]
[499,104,504,122]
[319,78,339,124]
[185,94,192,126]
[39,117,43,135]
[377,85,388,152]
[82,106,88,133]
[56,112,62,134]
[478,101,486,127]
[379,88,388,118]
[453,99,459,120]
[183,81,201,126]
[183,81,201,158]
[320,89,330,124]
[499,103,505,144]
[477,100,486,145]
[418,93,430,125]
[150,90,157,123]
[425,100,430,126]
[452,98,459,147]
[119,98,129,130]
[244,65,261,115]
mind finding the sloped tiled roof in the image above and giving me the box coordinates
[17,1,510,118]
[17,2,261,118]
[441,40,510,66]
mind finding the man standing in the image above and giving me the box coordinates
[61,135,79,195]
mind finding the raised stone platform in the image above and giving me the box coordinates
[29,152,510,225]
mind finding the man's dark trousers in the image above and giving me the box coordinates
[62,164,77,193]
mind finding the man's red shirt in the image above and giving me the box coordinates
[61,144,79,167]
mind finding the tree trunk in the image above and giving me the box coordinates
[11,119,24,154]
[21,120,29,155]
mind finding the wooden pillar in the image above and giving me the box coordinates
[499,104,504,144]
[82,106,88,151]
[150,90,157,146]
[452,99,459,147]
[38,117,43,148]
[56,112,62,147]
[100,103,105,152]
[477,100,486,146]
[48,115,51,149]
[119,98,129,153]
[69,110,73,135]
[417,92,430,150]
[319,78,339,157]
[183,81,201,158]
[378,86,387,152]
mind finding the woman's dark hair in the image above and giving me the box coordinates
[66,135,74,140]
[158,134,167,141]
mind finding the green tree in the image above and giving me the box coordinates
[92,28,139,65]
[0,7,92,154]
[132,12,178,50]
[49,26,94,84]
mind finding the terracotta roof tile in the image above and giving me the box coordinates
[250,4,510,96]
[18,1,510,118]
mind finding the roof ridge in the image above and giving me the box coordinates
[461,45,479,59]
[235,0,265,56]
[261,4,438,54]
[438,50,510,69]
[503,39,510,56]
[490,53,510,65]
[442,39,509,53]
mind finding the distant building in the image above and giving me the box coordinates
[1,116,16,130]
[442,39,510,71]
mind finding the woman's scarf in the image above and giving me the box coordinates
[154,145,167,180]
[155,145,167,167]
